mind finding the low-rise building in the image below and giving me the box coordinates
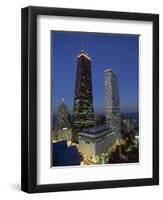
[79,126,117,157]
[123,117,134,133]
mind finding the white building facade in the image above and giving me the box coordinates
[78,126,117,157]
[104,69,121,138]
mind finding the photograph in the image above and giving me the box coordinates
[21,6,159,193]
[51,31,139,167]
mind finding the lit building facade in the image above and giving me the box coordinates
[73,49,95,142]
[57,128,72,142]
[55,100,71,131]
[123,117,134,133]
[78,126,116,157]
[104,69,121,138]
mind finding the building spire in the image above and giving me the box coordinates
[62,98,65,105]
[81,40,84,53]
[78,41,91,60]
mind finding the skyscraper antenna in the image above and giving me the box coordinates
[62,98,65,104]
[81,40,84,53]
[85,47,88,55]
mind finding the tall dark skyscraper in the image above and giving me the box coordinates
[73,47,95,142]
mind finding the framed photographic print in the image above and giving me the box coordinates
[21,6,159,193]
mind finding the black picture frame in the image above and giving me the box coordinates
[21,6,159,193]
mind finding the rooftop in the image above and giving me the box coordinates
[82,125,111,135]
[104,68,112,73]
[77,52,91,60]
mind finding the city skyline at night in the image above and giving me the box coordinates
[51,31,139,115]
[52,32,139,166]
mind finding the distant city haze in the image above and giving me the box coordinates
[51,31,139,115]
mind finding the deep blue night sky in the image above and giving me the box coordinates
[51,31,139,115]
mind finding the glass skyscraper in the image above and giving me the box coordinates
[73,50,95,142]
[55,100,71,131]
[104,69,121,137]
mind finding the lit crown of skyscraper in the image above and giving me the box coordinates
[104,68,118,78]
[77,41,91,60]
[104,68,112,73]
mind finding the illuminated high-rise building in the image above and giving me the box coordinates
[73,46,94,142]
[104,69,121,138]
[55,99,71,131]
